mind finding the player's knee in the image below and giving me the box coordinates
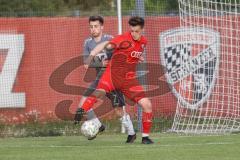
[138,98,152,112]
[114,108,124,117]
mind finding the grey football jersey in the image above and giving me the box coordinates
[83,34,113,78]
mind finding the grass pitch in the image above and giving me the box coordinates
[0,133,239,160]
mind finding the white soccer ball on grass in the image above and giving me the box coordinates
[80,120,99,138]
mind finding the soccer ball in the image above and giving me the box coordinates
[80,120,99,138]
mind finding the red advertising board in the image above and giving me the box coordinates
[0,17,180,123]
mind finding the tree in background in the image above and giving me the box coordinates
[122,0,178,15]
[0,0,178,17]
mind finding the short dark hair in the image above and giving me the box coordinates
[128,16,144,28]
[89,16,104,25]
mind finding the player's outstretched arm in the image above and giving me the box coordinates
[84,41,110,69]
[90,41,109,56]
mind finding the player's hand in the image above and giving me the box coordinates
[84,55,94,69]
[139,56,144,62]
[84,64,89,69]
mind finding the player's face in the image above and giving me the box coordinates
[130,25,143,41]
[89,21,103,38]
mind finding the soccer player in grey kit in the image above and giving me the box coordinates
[79,16,136,143]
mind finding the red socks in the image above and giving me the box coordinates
[142,112,153,137]
[82,97,153,137]
[81,96,97,112]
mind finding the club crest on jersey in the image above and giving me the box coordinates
[160,27,220,109]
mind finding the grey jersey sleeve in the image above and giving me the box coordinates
[83,34,113,68]
[83,40,90,64]
[83,39,103,67]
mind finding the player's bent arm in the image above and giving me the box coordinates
[84,41,110,68]
[90,41,110,56]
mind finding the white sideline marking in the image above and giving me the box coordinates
[0,142,238,149]
[158,134,237,139]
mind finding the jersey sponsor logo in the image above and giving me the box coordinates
[160,27,220,109]
[131,51,143,59]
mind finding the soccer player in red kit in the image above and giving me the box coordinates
[75,16,154,144]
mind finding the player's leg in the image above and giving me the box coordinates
[74,71,115,138]
[122,112,137,143]
[122,83,154,144]
[78,98,103,132]
[74,88,106,124]
[137,97,154,144]
[106,91,136,143]
[81,74,116,140]
[76,79,102,127]
[115,91,136,143]
[78,80,102,126]
[74,88,107,140]
[74,71,109,124]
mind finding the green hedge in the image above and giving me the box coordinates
[0,117,173,138]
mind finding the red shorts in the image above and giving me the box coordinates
[96,70,145,103]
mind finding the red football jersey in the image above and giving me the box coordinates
[96,32,147,102]
[109,32,147,66]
